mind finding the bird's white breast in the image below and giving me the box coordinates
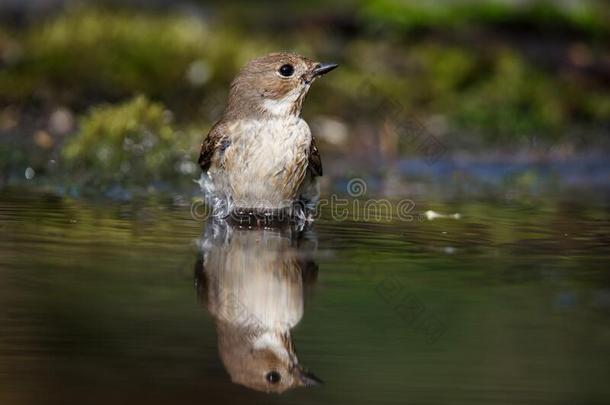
[207,116,312,211]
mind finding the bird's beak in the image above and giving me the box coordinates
[296,366,323,386]
[312,63,338,78]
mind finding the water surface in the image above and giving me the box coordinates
[1,190,609,404]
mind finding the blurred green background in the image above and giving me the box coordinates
[0,0,608,196]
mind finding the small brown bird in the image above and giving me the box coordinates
[197,52,338,220]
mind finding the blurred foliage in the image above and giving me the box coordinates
[340,41,609,145]
[444,49,567,142]
[0,9,247,111]
[360,0,610,35]
[0,1,609,193]
[62,95,197,194]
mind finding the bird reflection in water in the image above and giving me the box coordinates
[194,220,321,393]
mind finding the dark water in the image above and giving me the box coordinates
[1,190,609,404]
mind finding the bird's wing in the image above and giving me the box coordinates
[198,122,229,172]
[308,136,323,177]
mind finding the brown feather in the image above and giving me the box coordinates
[308,136,323,177]
[198,121,228,171]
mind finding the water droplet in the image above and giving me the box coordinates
[186,60,211,86]
[178,160,197,175]
[25,167,35,180]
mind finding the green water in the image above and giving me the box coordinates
[1,191,609,404]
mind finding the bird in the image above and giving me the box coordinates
[195,221,321,393]
[197,52,338,222]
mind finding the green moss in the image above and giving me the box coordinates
[62,96,196,192]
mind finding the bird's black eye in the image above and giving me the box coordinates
[278,64,294,77]
[265,371,281,384]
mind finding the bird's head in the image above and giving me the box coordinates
[224,52,338,119]
[218,328,322,394]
